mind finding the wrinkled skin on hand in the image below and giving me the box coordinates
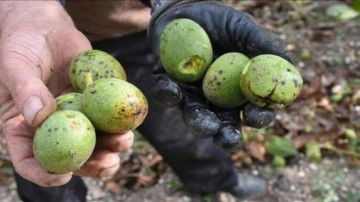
[148,0,288,149]
[0,2,133,187]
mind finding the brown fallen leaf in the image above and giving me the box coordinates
[133,173,156,190]
[143,154,163,168]
[351,89,360,104]
[291,134,317,149]
[230,151,247,160]
[245,141,266,162]
[105,180,122,194]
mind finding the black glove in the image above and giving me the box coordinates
[148,0,288,149]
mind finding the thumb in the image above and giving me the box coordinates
[1,29,92,127]
[5,67,56,127]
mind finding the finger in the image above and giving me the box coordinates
[14,158,73,187]
[0,51,56,126]
[96,131,134,152]
[176,80,221,137]
[0,31,56,126]
[183,107,221,138]
[46,29,92,69]
[212,107,243,150]
[74,150,120,178]
[3,115,72,187]
[152,64,183,106]
[0,29,90,127]
[230,11,291,60]
[6,77,56,127]
[241,102,276,129]
[46,29,92,96]
[182,96,221,138]
[213,125,243,150]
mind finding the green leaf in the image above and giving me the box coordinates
[344,128,357,141]
[272,155,286,169]
[305,141,322,162]
[326,3,359,21]
[168,180,184,192]
[265,136,297,157]
[352,1,360,12]
[300,49,311,61]
[344,191,360,202]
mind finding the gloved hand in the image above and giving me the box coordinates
[148,0,288,149]
[0,1,133,186]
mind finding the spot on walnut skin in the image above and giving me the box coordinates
[68,151,76,159]
[247,80,287,108]
[293,79,299,88]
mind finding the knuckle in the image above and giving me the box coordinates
[98,163,120,178]
[12,79,33,94]
[116,136,134,151]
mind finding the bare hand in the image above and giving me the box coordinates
[0,2,133,186]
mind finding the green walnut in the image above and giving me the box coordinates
[55,92,83,111]
[33,110,96,174]
[159,18,213,83]
[202,52,250,108]
[69,49,127,92]
[240,54,303,109]
[82,78,148,133]
[265,135,297,158]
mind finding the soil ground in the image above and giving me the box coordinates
[0,156,359,202]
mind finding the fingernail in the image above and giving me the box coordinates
[23,96,44,125]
